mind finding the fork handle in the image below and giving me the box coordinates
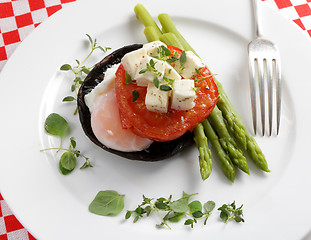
[252,0,262,37]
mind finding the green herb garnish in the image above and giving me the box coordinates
[89,190,125,216]
[218,201,244,223]
[132,90,140,102]
[60,34,110,114]
[125,192,216,229]
[41,113,92,174]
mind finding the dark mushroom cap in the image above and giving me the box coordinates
[77,44,194,161]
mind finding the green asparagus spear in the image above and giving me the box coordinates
[158,13,198,55]
[202,119,235,182]
[156,11,268,173]
[193,123,213,180]
[144,26,160,42]
[159,33,183,49]
[216,81,247,149]
[134,4,162,38]
[208,108,249,174]
[216,82,269,172]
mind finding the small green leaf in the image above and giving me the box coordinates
[44,113,69,138]
[155,201,168,210]
[133,215,140,223]
[168,212,185,223]
[125,211,132,219]
[204,201,216,213]
[89,190,125,216]
[60,64,72,71]
[132,90,139,102]
[170,197,189,213]
[160,45,173,57]
[62,96,75,102]
[159,85,172,91]
[153,77,160,88]
[70,137,76,148]
[86,34,93,46]
[71,84,76,92]
[59,160,73,175]
[59,152,76,171]
[179,51,187,65]
[192,211,203,218]
[82,66,90,74]
[219,210,229,223]
[125,71,134,84]
[139,68,148,74]
[188,200,202,214]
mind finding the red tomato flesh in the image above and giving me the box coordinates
[115,46,219,142]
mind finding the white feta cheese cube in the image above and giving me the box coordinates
[145,82,169,113]
[143,41,166,57]
[121,48,146,78]
[174,51,205,79]
[134,55,166,87]
[164,62,181,81]
[171,79,196,111]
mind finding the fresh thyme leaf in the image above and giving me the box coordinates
[89,190,125,216]
[86,33,93,45]
[132,90,139,102]
[179,51,187,65]
[160,45,173,57]
[217,201,244,224]
[70,137,77,148]
[153,76,160,88]
[125,71,135,84]
[139,68,148,74]
[81,66,90,74]
[62,96,75,102]
[60,64,72,71]
[159,85,172,91]
[60,34,110,115]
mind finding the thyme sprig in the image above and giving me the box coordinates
[125,192,216,229]
[60,34,111,114]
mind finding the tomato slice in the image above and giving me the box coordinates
[115,46,219,142]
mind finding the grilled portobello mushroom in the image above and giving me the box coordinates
[77,44,193,161]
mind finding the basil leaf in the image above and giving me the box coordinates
[59,160,73,175]
[44,113,69,138]
[170,197,189,213]
[89,190,125,216]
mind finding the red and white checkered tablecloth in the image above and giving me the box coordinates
[0,0,311,239]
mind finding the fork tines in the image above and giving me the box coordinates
[248,38,281,136]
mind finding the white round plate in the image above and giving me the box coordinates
[0,0,311,239]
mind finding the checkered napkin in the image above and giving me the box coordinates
[0,0,311,239]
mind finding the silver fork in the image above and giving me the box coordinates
[248,0,282,136]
